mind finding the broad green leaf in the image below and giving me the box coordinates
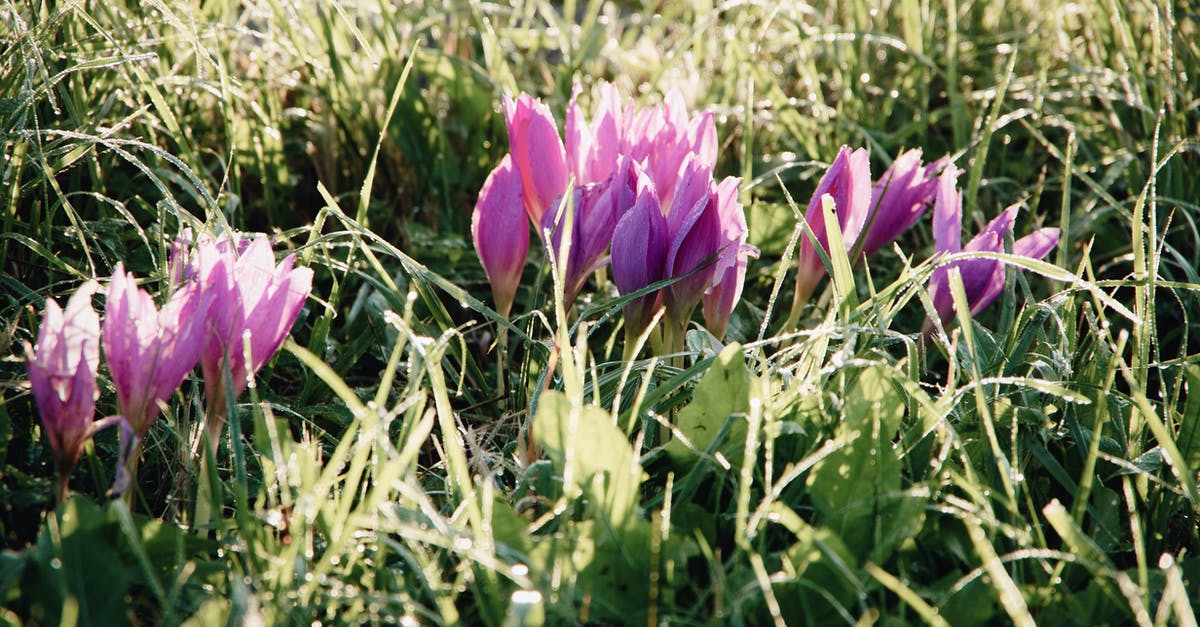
[0,551,24,601]
[666,343,757,466]
[769,506,862,624]
[534,391,641,526]
[181,597,232,627]
[519,517,657,625]
[807,366,921,561]
[24,497,134,626]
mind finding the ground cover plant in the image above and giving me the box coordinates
[2,0,1199,624]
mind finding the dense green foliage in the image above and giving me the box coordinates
[3,0,1199,624]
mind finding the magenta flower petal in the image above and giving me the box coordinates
[793,146,873,304]
[197,234,313,407]
[612,184,668,334]
[619,90,716,208]
[566,82,623,186]
[963,225,1060,318]
[860,149,943,257]
[666,156,714,229]
[504,93,568,224]
[103,264,213,437]
[702,243,759,339]
[710,176,746,280]
[928,204,1059,326]
[700,175,752,338]
[932,165,964,255]
[472,154,529,317]
[243,259,313,378]
[541,181,616,304]
[687,110,718,170]
[664,183,722,323]
[25,282,100,491]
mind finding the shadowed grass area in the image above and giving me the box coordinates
[2,0,1199,624]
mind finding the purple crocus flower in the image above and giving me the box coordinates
[472,154,529,317]
[792,146,872,307]
[622,90,717,208]
[25,282,101,502]
[103,265,214,495]
[566,81,623,186]
[859,149,945,258]
[503,93,568,225]
[192,235,313,427]
[702,177,758,339]
[611,170,668,336]
[663,156,723,325]
[927,167,1060,327]
[104,264,213,439]
[541,183,603,305]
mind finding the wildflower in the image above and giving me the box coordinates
[103,265,214,495]
[541,157,640,304]
[663,156,723,325]
[503,93,568,224]
[472,154,529,317]
[792,146,873,308]
[104,264,213,439]
[860,149,944,258]
[927,167,1060,327]
[611,171,668,337]
[25,282,101,502]
[702,177,757,338]
[622,90,717,208]
[566,81,623,186]
[193,235,313,434]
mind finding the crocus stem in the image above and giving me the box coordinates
[121,450,140,509]
[55,473,70,506]
[194,403,226,529]
[623,325,642,361]
[784,279,814,333]
[523,342,559,468]
[496,323,509,397]
[660,318,688,372]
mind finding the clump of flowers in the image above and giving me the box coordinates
[24,231,312,502]
[472,83,754,354]
[104,264,215,494]
[784,146,1059,330]
[473,89,1061,356]
[179,233,314,446]
[925,166,1059,330]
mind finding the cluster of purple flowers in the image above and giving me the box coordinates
[472,85,756,342]
[789,146,1059,329]
[25,232,312,501]
[475,87,1059,349]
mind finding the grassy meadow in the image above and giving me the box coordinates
[3,0,1200,624]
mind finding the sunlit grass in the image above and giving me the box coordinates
[2,0,1198,624]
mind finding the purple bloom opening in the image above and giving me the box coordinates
[860,149,945,258]
[191,235,313,419]
[702,176,756,338]
[566,82,623,186]
[25,282,101,500]
[927,178,1061,327]
[103,264,213,438]
[611,171,668,335]
[663,156,723,324]
[793,146,872,306]
[503,93,569,225]
[473,154,529,317]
